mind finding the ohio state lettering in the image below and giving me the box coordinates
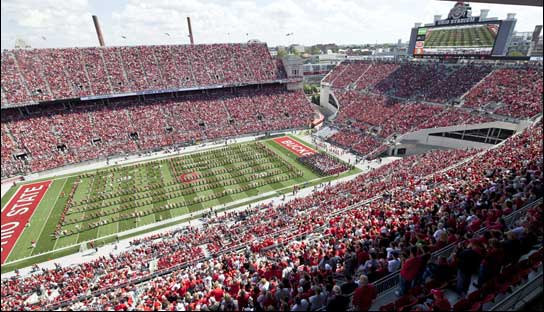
[273,137,316,157]
[1,180,51,264]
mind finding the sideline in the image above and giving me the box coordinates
[1,155,398,278]
[0,132,280,199]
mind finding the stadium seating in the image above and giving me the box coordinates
[354,63,399,91]
[1,87,314,177]
[1,43,285,105]
[329,62,371,89]
[322,61,399,91]
[327,90,493,157]
[1,117,541,311]
[324,61,542,119]
[320,61,535,157]
[374,63,457,99]
[463,67,543,118]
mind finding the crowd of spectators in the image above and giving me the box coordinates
[297,153,351,176]
[327,90,493,157]
[322,61,399,91]
[325,61,540,118]
[354,63,399,91]
[328,62,371,89]
[372,63,492,103]
[1,48,543,311]
[1,43,284,105]
[463,67,543,118]
[327,129,384,157]
[322,62,348,86]
[424,64,492,103]
[2,117,541,311]
[1,86,314,178]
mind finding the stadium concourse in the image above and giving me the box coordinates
[0,42,543,312]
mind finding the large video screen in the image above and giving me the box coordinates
[414,22,501,56]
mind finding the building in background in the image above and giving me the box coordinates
[508,31,534,56]
[531,35,543,56]
[291,44,305,54]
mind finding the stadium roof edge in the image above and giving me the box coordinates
[440,0,543,6]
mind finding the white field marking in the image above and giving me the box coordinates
[0,185,22,213]
[8,135,265,186]
[3,139,372,265]
[0,166,366,268]
[28,179,67,258]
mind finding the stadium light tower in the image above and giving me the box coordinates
[92,15,106,47]
[187,17,194,45]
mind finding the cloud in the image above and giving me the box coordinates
[1,0,542,50]
[1,0,95,49]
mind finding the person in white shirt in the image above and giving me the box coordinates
[433,223,446,241]
[388,251,401,273]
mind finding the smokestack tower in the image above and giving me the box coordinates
[92,15,105,47]
[187,17,194,45]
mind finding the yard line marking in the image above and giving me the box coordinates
[29,179,67,258]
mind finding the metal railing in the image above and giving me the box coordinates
[372,197,543,297]
[15,132,541,308]
[45,185,542,310]
[503,198,543,227]
[490,272,543,311]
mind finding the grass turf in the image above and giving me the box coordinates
[1,136,360,271]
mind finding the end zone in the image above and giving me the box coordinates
[1,180,52,264]
[273,136,316,157]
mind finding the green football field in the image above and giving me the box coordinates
[1,135,360,271]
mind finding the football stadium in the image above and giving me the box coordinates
[1,0,543,311]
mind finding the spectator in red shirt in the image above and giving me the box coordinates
[237,290,250,310]
[352,275,377,311]
[428,289,451,311]
[211,282,224,302]
[397,246,422,296]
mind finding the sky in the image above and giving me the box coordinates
[1,0,542,50]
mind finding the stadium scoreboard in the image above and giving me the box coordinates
[413,22,501,56]
[408,2,516,58]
